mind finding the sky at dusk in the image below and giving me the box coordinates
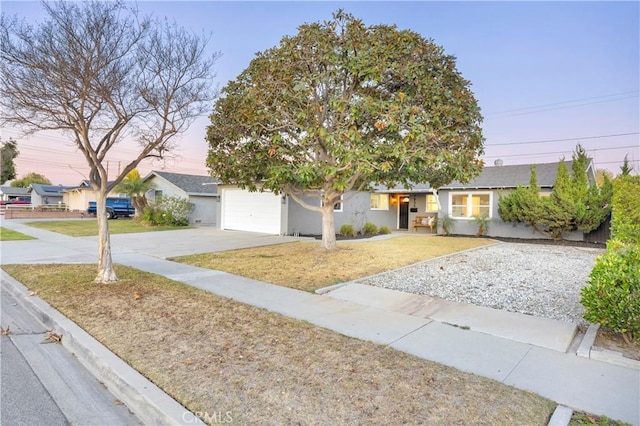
[2,1,639,185]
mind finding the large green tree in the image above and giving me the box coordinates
[1,1,218,283]
[207,11,484,249]
[0,137,19,184]
[11,172,52,188]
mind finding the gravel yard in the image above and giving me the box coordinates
[358,242,605,325]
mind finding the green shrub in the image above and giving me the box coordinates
[379,225,391,235]
[474,213,490,237]
[361,222,378,236]
[611,175,640,244]
[141,196,193,226]
[580,244,640,343]
[440,214,454,235]
[339,224,355,237]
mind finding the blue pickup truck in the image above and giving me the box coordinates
[87,198,135,219]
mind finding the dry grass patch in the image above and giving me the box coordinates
[3,264,555,425]
[172,235,494,292]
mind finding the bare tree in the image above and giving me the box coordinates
[1,1,218,282]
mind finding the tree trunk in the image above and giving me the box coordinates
[132,195,147,217]
[95,189,118,283]
[320,204,337,250]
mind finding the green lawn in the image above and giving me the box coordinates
[0,227,36,241]
[26,219,190,237]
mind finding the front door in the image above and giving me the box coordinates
[399,199,409,229]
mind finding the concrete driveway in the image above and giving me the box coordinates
[0,219,312,264]
[104,226,314,258]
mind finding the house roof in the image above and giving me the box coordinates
[0,186,31,197]
[440,161,575,190]
[372,160,588,193]
[28,183,76,196]
[76,180,117,189]
[145,171,218,196]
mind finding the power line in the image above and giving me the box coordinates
[485,96,639,120]
[483,144,638,159]
[486,132,639,147]
[484,90,639,116]
[596,159,640,166]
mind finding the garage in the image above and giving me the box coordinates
[221,188,283,234]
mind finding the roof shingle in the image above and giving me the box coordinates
[148,171,218,195]
[440,161,572,189]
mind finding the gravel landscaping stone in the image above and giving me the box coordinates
[358,242,605,325]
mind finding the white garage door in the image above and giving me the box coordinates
[222,189,282,234]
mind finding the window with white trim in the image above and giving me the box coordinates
[370,194,389,210]
[333,197,343,212]
[425,194,438,212]
[322,195,343,212]
[154,190,163,201]
[450,192,491,219]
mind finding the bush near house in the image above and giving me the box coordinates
[339,224,356,237]
[610,175,640,245]
[581,174,640,343]
[141,195,193,227]
[379,226,392,235]
[361,222,378,236]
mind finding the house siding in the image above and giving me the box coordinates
[286,191,398,235]
[188,195,217,225]
[64,190,95,212]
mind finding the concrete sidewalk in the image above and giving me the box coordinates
[1,219,639,425]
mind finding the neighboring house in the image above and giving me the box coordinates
[143,171,218,225]
[62,180,126,212]
[29,183,76,206]
[216,159,597,240]
[0,186,31,202]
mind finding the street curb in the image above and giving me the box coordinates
[1,270,205,426]
[590,346,640,370]
[577,323,599,358]
[577,323,640,370]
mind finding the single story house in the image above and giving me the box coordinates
[216,159,596,241]
[29,183,76,206]
[143,171,218,225]
[62,180,126,212]
[0,185,31,202]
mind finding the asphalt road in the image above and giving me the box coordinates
[0,289,140,426]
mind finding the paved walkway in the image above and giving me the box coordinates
[1,219,639,425]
